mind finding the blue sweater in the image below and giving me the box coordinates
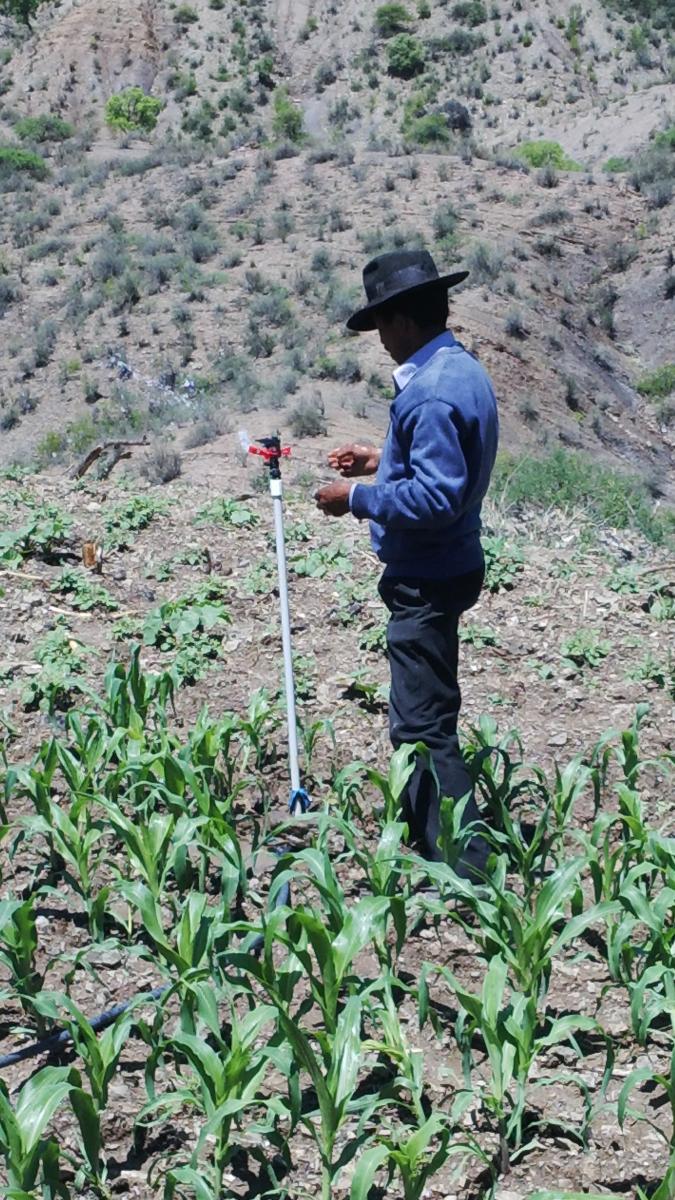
[350,331,499,579]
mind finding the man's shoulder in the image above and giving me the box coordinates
[395,345,494,418]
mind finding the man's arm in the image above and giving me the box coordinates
[350,401,469,528]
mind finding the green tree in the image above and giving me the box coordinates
[105,88,163,134]
[0,0,44,28]
[374,3,411,36]
[387,33,425,78]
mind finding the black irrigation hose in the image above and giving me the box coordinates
[0,877,292,1072]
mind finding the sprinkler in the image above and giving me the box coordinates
[243,432,310,818]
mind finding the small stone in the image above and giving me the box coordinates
[548,731,568,747]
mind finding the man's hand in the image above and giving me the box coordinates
[314,479,351,517]
[328,443,381,477]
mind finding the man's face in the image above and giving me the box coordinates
[374,311,410,365]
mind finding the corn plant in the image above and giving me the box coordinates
[0,1065,74,1197]
[365,743,420,825]
[266,866,393,1033]
[421,954,606,1171]
[144,1002,283,1200]
[619,1045,675,1162]
[351,1112,487,1200]
[16,801,109,940]
[32,992,142,1195]
[232,930,376,1200]
[117,885,236,1033]
[417,854,615,1002]
[98,647,176,734]
[234,687,281,772]
[297,715,336,780]
[627,963,675,1047]
[0,896,45,1023]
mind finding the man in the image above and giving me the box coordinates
[314,249,499,877]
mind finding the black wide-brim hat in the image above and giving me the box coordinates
[346,249,469,332]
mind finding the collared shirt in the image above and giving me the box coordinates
[349,330,456,507]
[392,329,457,395]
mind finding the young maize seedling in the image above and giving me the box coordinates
[143,1004,280,1200]
[619,1045,675,1162]
[0,896,45,1024]
[0,1065,73,1196]
[16,797,109,940]
[417,854,616,1002]
[350,1111,488,1200]
[421,954,604,1171]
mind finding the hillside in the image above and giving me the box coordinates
[0,0,673,498]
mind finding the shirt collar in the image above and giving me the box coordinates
[392,329,456,394]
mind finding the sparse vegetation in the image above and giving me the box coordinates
[492,448,674,545]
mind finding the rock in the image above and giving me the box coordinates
[548,731,568,746]
[21,592,43,611]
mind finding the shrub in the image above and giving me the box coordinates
[33,319,57,367]
[174,4,198,23]
[603,156,630,173]
[607,242,638,273]
[465,241,504,283]
[636,364,675,399]
[387,33,425,77]
[14,114,73,142]
[105,88,163,133]
[515,140,582,170]
[90,236,128,281]
[452,0,487,24]
[646,180,673,209]
[290,395,327,438]
[374,3,411,36]
[429,28,483,54]
[442,98,472,132]
[432,202,459,243]
[537,164,558,188]
[184,416,224,448]
[405,114,449,144]
[0,275,20,316]
[272,87,304,142]
[504,310,527,338]
[140,443,182,484]
[315,62,338,91]
[0,145,48,178]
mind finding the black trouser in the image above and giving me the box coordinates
[378,569,485,865]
